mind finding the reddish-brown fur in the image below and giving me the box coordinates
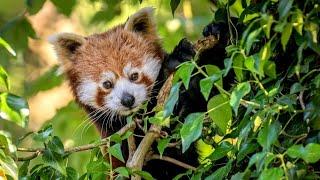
[64,26,164,105]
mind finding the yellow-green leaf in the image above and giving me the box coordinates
[207,94,232,134]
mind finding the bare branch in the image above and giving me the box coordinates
[14,121,136,161]
[146,154,197,171]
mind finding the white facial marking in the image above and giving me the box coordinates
[77,79,98,107]
[99,71,116,87]
[105,78,147,115]
[101,71,116,81]
[123,63,141,78]
[141,56,161,81]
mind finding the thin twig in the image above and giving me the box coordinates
[14,121,136,161]
[299,91,306,110]
[167,141,181,148]
[147,154,197,171]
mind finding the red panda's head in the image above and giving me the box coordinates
[49,7,165,116]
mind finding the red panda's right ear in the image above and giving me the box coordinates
[124,7,157,38]
[48,33,85,64]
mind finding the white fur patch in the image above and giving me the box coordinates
[77,79,98,107]
[101,71,116,80]
[123,63,141,78]
[141,56,161,81]
[105,78,147,115]
[99,71,116,86]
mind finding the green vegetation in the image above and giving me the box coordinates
[1,0,320,179]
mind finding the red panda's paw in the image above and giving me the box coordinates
[202,22,228,39]
[165,38,196,71]
[175,38,196,61]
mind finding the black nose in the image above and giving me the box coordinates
[121,93,135,108]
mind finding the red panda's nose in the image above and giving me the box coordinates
[121,92,135,108]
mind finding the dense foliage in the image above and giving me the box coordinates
[0,0,320,179]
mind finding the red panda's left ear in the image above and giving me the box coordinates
[124,7,157,37]
[49,33,86,69]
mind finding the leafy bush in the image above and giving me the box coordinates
[1,0,320,179]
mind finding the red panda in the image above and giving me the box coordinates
[49,7,197,178]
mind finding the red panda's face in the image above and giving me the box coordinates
[50,7,164,116]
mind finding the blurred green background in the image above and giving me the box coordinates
[0,0,215,173]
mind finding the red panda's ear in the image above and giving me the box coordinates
[124,7,157,37]
[49,33,85,63]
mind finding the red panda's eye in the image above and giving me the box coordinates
[103,81,113,89]
[129,72,139,81]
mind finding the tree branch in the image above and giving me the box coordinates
[146,154,197,171]
[14,121,136,161]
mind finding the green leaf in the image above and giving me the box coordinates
[47,136,64,155]
[260,42,271,62]
[263,60,276,79]
[230,82,251,115]
[244,55,261,75]
[257,120,281,150]
[180,112,204,153]
[290,82,305,94]
[0,93,29,128]
[33,124,53,142]
[207,94,232,134]
[248,152,267,170]
[205,65,223,87]
[259,168,284,180]
[86,160,109,174]
[209,141,233,161]
[66,167,78,180]
[281,23,293,50]
[108,143,125,163]
[50,0,76,16]
[110,134,122,144]
[90,3,121,25]
[157,138,171,157]
[278,0,294,19]
[0,150,18,180]
[176,62,194,89]
[42,149,66,176]
[18,160,30,178]
[0,66,9,90]
[261,14,273,39]
[200,72,221,100]
[205,161,232,180]
[287,143,320,163]
[163,83,181,118]
[170,0,181,15]
[133,170,154,180]
[0,131,16,155]
[292,9,304,35]
[233,53,245,82]
[305,22,318,44]
[224,58,232,76]
[0,18,36,51]
[231,172,245,180]
[0,37,16,56]
[25,65,64,97]
[237,142,259,163]
[115,167,129,178]
[195,139,214,164]
[25,0,46,15]
[149,111,170,127]
[245,28,262,54]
